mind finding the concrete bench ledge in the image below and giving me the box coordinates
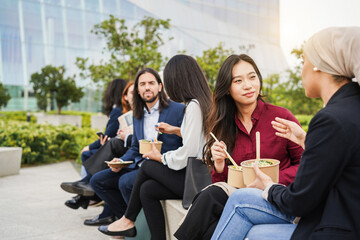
[0,147,22,177]
[163,200,188,240]
[91,114,108,130]
[125,200,187,240]
[35,113,82,127]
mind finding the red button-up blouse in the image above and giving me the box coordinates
[211,100,304,186]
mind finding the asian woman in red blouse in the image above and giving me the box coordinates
[174,54,304,240]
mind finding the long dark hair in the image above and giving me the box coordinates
[204,54,264,167]
[132,68,169,119]
[121,81,134,113]
[103,78,127,116]
[163,55,212,134]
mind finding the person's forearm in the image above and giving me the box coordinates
[172,126,182,137]
[214,161,225,173]
[294,134,305,149]
[296,129,306,149]
[300,133,306,149]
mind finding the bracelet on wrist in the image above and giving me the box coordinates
[161,154,167,165]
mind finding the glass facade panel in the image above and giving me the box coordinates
[103,0,118,15]
[1,38,23,85]
[85,11,102,50]
[64,0,81,9]
[84,0,100,12]
[66,8,84,48]
[44,4,65,47]
[120,0,135,20]
[0,0,20,31]
[26,43,45,74]
[0,0,285,111]
[0,1,23,86]
[44,0,61,6]
[23,1,43,45]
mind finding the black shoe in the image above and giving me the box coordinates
[60,181,95,196]
[98,225,137,237]
[84,215,117,226]
[64,195,89,209]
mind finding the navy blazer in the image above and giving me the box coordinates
[268,82,360,240]
[89,107,123,150]
[121,100,184,169]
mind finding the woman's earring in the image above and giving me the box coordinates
[313,67,319,72]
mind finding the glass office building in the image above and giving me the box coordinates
[0,0,286,111]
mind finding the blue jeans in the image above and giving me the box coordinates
[211,188,296,240]
[80,149,98,181]
[90,167,139,218]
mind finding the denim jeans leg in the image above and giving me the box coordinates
[246,224,296,240]
[81,149,97,178]
[211,188,295,240]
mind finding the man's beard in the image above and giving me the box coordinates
[142,92,159,103]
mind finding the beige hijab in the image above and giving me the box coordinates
[304,27,360,83]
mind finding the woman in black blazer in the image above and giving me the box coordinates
[211,27,360,240]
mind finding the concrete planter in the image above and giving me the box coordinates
[0,147,22,177]
[162,200,188,240]
[35,113,82,127]
[91,114,108,130]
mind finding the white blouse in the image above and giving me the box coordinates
[162,99,206,170]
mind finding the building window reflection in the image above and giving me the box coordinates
[0,0,285,111]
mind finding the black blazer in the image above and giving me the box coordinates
[268,82,360,240]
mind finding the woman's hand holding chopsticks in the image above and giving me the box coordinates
[211,141,228,173]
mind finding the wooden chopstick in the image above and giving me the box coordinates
[255,131,260,164]
[210,132,239,168]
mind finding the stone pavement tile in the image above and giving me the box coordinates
[0,161,109,240]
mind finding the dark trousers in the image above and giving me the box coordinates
[90,167,139,218]
[81,149,98,165]
[84,138,130,218]
[83,137,129,177]
[80,149,95,183]
[125,160,186,240]
[174,186,229,240]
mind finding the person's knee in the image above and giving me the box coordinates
[90,172,102,190]
[196,186,225,202]
[81,151,90,162]
[118,175,133,193]
[139,180,157,200]
[140,159,154,170]
[140,159,160,173]
[228,188,263,205]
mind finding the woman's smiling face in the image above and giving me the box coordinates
[230,60,260,106]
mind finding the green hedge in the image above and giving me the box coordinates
[295,114,313,132]
[0,111,37,123]
[0,120,97,165]
[0,110,100,128]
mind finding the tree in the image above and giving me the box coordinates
[76,15,172,84]
[263,45,322,115]
[30,65,84,114]
[0,83,11,109]
[196,42,233,90]
[196,42,255,90]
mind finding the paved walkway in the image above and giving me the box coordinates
[0,161,110,240]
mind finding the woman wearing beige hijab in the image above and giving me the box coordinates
[210,27,360,240]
